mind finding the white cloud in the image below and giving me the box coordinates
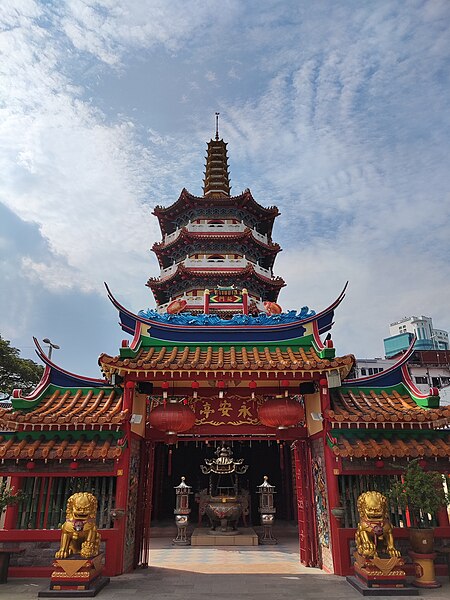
[1,0,449,369]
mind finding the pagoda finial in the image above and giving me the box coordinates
[203,115,231,197]
[215,112,220,140]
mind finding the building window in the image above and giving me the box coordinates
[415,376,428,384]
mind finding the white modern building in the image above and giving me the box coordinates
[384,315,449,358]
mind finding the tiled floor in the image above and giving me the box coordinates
[149,534,321,574]
[2,529,449,599]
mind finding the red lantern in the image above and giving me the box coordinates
[375,459,384,469]
[419,459,427,468]
[249,380,257,399]
[258,397,305,429]
[149,401,196,435]
[319,378,328,387]
[70,461,78,470]
[26,461,35,470]
[125,381,135,389]
[191,380,199,398]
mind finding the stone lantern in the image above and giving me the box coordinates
[173,476,192,545]
[257,475,277,544]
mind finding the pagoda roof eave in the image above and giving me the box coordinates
[146,263,286,291]
[104,282,347,343]
[153,188,279,235]
[152,227,281,258]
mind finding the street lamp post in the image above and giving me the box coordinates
[42,338,60,361]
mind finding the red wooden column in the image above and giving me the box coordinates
[320,378,345,575]
[3,476,21,529]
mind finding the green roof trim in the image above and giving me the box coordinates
[119,333,318,359]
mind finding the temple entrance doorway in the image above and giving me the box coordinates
[146,440,307,573]
[151,440,296,527]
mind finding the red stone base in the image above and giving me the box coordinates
[353,552,407,589]
[38,553,109,597]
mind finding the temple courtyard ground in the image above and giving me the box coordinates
[2,531,449,599]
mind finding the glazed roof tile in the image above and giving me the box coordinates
[0,433,123,461]
[0,388,127,431]
[328,388,450,426]
[330,433,450,459]
[99,345,354,377]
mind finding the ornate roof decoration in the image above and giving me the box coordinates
[105,282,347,343]
[137,306,316,326]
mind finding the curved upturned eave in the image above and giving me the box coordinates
[105,282,347,341]
[341,336,417,390]
[10,338,109,406]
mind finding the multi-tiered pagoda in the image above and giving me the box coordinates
[0,125,449,581]
[149,131,284,314]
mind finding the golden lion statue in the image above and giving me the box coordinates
[355,491,400,558]
[55,492,101,559]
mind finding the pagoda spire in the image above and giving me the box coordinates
[203,113,231,197]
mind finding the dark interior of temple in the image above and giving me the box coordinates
[151,440,296,526]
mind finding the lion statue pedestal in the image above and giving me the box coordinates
[346,491,418,596]
[38,492,110,598]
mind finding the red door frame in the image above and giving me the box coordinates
[293,439,320,567]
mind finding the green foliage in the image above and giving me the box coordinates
[0,480,22,514]
[388,459,449,528]
[0,335,43,396]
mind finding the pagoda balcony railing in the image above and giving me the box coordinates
[187,222,246,233]
[162,222,268,244]
[159,258,273,279]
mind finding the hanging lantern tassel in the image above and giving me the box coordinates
[281,379,289,397]
[218,380,225,399]
[168,447,173,476]
[249,380,257,399]
[279,442,285,470]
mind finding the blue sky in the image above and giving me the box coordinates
[1,0,449,376]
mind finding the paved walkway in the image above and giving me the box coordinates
[2,534,449,599]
